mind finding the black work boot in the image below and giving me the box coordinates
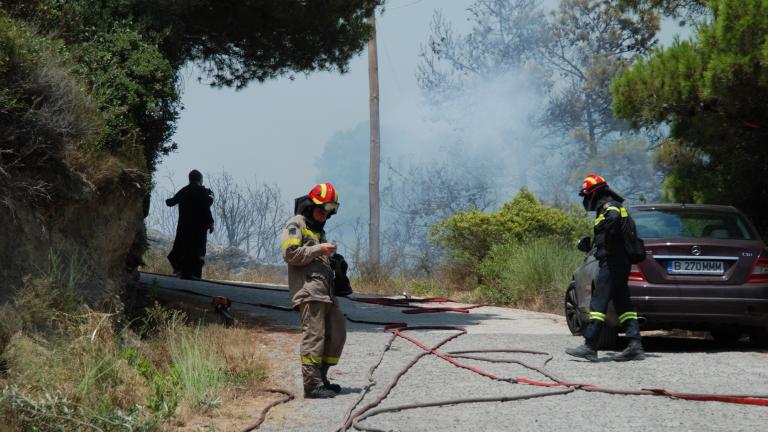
[565,344,598,362]
[321,364,342,393]
[304,385,336,399]
[613,340,645,362]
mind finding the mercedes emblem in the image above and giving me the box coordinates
[691,245,702,256]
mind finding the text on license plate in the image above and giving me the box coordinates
[667,260,724,275]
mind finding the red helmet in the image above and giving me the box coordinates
[308,182,340,214]
[579,173,607,196]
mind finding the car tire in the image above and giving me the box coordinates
[564,284,584,336]
[710,327,743,345]
[596,325,618,350]
[748,327,768,348]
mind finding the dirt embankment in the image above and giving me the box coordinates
[0,165,147,306]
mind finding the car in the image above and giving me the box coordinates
[565,203,768,348]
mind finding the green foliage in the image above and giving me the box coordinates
[122,348,181,417]
[430,189,589,265]
[477,238,584,306]
[612,0,768,235]
[0,12,101,205]
[168,325,227,411]
[4,0,379,176]
[73,24,179,170]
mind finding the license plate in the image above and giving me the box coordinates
[667,260,724,275]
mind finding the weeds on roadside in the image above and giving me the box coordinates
[477,238,583,312]
[1,250,272,430]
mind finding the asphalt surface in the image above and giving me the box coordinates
[139,273,768,432]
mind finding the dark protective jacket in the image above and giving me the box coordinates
[166,183,214,275]
[593,198,629,262]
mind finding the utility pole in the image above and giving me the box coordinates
[368,9,381,267]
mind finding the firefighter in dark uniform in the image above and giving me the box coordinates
[280,182,347,399]
[166,169,214,280]
[566,173,645,362]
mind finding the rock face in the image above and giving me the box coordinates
[0,167,147,306]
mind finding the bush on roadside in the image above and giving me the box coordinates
[430,189,589,266]
[477,238,584,312]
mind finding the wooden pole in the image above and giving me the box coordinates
[368,10,381,267]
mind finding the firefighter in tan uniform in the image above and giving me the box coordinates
[281,182,347,399]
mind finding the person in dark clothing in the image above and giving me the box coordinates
[566,173,645,362]
[166,170,215,279]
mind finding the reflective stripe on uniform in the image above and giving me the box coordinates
[594,206,628,225]
[281,237,301,251]
[301,356,323,364]
[619,311,638,323]
[605,206,628,218]
[301,228,320,240]
[589,311,606,322]
[323,356,339,365]
[594,214,606,225]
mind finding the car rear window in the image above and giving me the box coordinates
[632,209,756,240]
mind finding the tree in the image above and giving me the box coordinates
[418,0,662,202]
[620,0,707,24]
[612,0,768,234]
[4,0,381,172]
[538,0,659,157]
[207,172,288,263]
[382,150,499,275]
[417,0,547,102]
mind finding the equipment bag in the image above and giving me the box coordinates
[622,215,646,264]
[330,253,353,297]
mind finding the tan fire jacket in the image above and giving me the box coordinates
[280,215,334,308]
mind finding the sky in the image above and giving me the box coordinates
[157,0,478,198]
[156,0,689,203]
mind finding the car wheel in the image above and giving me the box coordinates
[564,284,583,336]
[596,325,618,350]
[710,327,743,345]
[748,327,768,348]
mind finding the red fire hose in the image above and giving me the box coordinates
[139,273,768,432]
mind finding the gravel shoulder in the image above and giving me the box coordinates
[140,273,768,432]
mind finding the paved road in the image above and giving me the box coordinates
[140,273,768,432]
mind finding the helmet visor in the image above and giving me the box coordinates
[321,202,339,215]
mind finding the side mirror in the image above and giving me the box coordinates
[577,236,592,253]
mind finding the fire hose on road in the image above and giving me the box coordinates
[339,325,768,431]
[139,273,768,431]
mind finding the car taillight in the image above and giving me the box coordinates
[748,257,768,283]
[628,264,646,282]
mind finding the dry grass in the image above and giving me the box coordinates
[141,246,286,285]
[0,270,274,431]
[351,270,480,305]
[141,247,174,275]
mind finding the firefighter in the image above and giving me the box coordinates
[280,182,346,398]
[566,173,645,362]
[166,170,215,280]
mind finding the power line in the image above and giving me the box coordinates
[388,0,426,11]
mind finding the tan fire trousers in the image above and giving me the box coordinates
[298,301,346,391]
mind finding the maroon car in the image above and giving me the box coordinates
[565,203,768,348]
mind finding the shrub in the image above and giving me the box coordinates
[430,188,589,272]
[477,238,584,310]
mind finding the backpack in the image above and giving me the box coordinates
[622,213,646,264]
